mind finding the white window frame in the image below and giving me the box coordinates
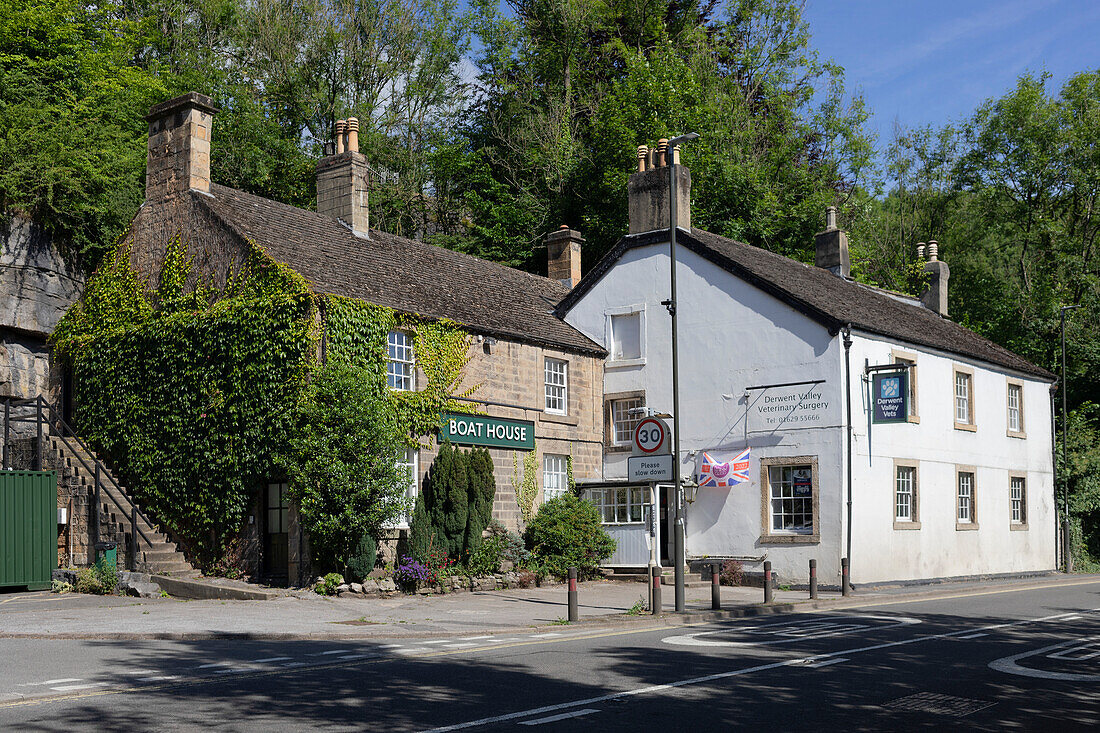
[590,486,646,524]
[393,448,419,528]
[954,366,976,431]
[610,396,645,446]
[1007,380,1026,438]
[542,454,569,501]
[387,331,415,391]
[544,357,568,414]
[1010,474,1028,529]
[893,461,920,529]
[605,304,646,368]
[956,467,978,529]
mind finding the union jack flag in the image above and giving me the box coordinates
[697,448,751,487]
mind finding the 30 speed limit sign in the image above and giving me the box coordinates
[633,417,671,456]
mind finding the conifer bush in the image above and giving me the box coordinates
[524,494,615,580]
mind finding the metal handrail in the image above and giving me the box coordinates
[1,396,155,549]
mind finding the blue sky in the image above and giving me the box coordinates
[803,0,1100,146]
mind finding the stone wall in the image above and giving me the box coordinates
[1,215,84,406]
[416,337,604,534]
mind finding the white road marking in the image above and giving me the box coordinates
[662,615,921,647]
[804,657,848,668]
[394,648,430,655]
[424,610,1090,733]
[312,649,352,656]
[197,662,232,669]
[214,668,251,674]
[991,636,1100,681]
[1047,642,1100,661]
[958,633,988,639]
[117,670,157,676]
[1062,615,1082,621]
[423,640,453,645]
[21,678,81,686]
[253,657,292,663]
[49,683,107,692]
[534,633,563,638]
[138,676,179,682]
[518,709,601,725]
[459,636,493,641]
[444,643,478,649]
[379,644,405,649]
[281,662,308,668]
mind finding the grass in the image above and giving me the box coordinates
[551,617,571,625]
[626,597,647,616]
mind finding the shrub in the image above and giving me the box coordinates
[720,559,744,586]
[314,572,344,596]
[466,534,506,576]
[51,580,73,594]
[393,551,454,590]
[412,445,497,563]
[347,532,378,583]
[75,562,117,595]
[484,519,531,568]
[523,494,615,580]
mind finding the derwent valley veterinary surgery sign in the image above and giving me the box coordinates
[441,412,535,450]
[746,384,838,433]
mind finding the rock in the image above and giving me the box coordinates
[337,590,355,598]
[350,582,364,594]
[335,583,350,594]
[473,576,497,592]
[378,578,396,593]
[361,579,380,594]
[498,560,514,573]
[502,572,518,588]
[117,572,163,598]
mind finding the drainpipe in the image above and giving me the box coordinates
[843,324,853,593]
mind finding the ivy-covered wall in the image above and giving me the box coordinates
[53,237,475,570]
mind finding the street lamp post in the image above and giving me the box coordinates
[1060,304,1080,573]
[666,132,698,613]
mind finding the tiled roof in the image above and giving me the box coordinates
[557,228,1053,380]
[195,184,604,355]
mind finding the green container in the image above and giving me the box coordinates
[95,542,117,572]
[0,471,57,590]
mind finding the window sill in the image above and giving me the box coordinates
[1006,430,1027,439]
[956,522,980,531]
[606,444,633,453]
[606,358,646,369]
[1010,523,1029,531]
[540,412,578,426]
[893,520,922,530]
[953,422,977,432]
[758,534,820,545]
[907,415,920,424]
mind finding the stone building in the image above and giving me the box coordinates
[113,93,605,582]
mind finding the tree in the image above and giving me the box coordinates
[284,360,410,574]
[463,447,497,556]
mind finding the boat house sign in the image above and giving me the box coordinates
[441,412,536,450]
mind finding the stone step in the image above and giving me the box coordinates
[146,561,195,575]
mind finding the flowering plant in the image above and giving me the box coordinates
[393,551,455,590]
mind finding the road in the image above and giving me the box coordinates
[2,579,1099,731]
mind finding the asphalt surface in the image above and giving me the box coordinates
[2,578,1099,731]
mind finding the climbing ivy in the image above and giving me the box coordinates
[52,237,479,571]
[512,444,540,524]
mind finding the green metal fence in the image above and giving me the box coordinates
[0,471,57,590]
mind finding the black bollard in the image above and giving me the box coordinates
[763,561,774,604]
[568,567,579,622]
[809,558,818,599]
[711,562,721,610]
[841,557,851,597]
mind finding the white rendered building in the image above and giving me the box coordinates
[557,148,1056,586]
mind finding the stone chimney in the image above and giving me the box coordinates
[921,240,950,317]
[814,206,850,277]
[546,225,583,288]
[145,92,218,201]
[628,142,691,234]
[317,117,370,235]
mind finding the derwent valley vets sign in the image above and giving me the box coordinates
[872,371,909,424]
[441,412,535,450]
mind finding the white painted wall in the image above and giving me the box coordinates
[563,237,1056,586]
[848,332,1056,583]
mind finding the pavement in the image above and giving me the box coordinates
[0,571,1088,640]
